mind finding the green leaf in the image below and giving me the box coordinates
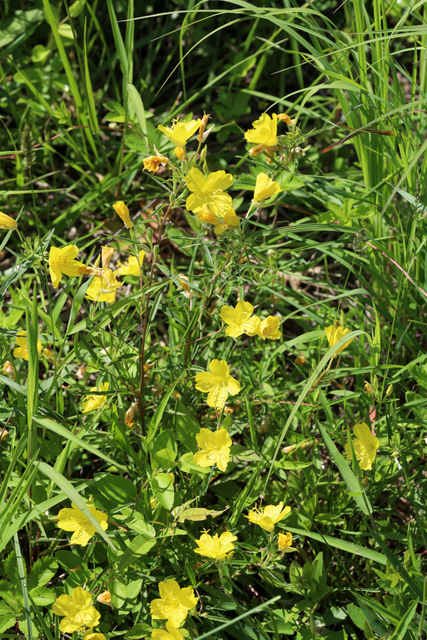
[117,535,157,573]
[286,527,385,565]
[28,586,54,607]
[92,474,136,503]
[151,473,174,511]
[319,424,372,515]
[175,402,200,452]
[125,623,152,639]
[147,380,182,445]
[27,558,58,591]
[33,416,126,471]
[151,430,177,471]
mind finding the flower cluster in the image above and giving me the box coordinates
[48,233,143,303]
[220,300,281,341]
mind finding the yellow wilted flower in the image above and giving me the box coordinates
[0,212,17,230]
[278,531,296,552]
[85,269,121,303]
[158,118,201,148]
[82,382,109,414]
[125,401,139,428]
[56,502,108,546]
[150,579,198,628]
[345,422,379,471]
[255,316,281,340]
[253,172,281,203]
[151,621,184,640]
[96,591,113,608]
[194,530,237,560]
[246,502,291,532]
[13,330,43,361]
[220,300,259,338]
[195,359,240,410]
[2,360,16,380]
[185,168,233,218]
[117,250,145,276]
[52,586,100,633]
[197,112,213,142]
[113,201,132,229]
[143,155,168,173]
[49,245,90,289]
[277,113,297,126]
[325,324,355,354]
[193,427,232,472]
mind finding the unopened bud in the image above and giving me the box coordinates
[364,382,373,395]
[386,384,393,397]
[200,145,207,162]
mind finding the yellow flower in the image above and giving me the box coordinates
[85,269,121,303]
[158,118,201,148]
[0,212,17,230]
[245,113,278,147]
[246,502,291,532]
[174,146,186,161]
[113,201,132,229]
[2,360,15,380]
[82,382,109,414]
[325,324,355,354]
[52,586,100,633]
[150,579,197,628]
[83,630,107,640]
[143,155,168,173]
[194,530,237,560]
[345,422,379,471]
[253,172,281,203]
[195,359,240,410]
[278,532,296,552]
[220,301,259,338]
[13,330,43,361]
[56,502,108,546]
[117,249,145,276]
[49,245,89,289]
[151,621,184,640]
[256,316,281,340]
[193,427,232,472]
[185,168,233,218]
[214,209,240,234]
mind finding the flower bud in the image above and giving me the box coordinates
[112,201,132,229]
[386,384,393,397]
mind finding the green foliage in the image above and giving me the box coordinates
[0,0,426,639]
